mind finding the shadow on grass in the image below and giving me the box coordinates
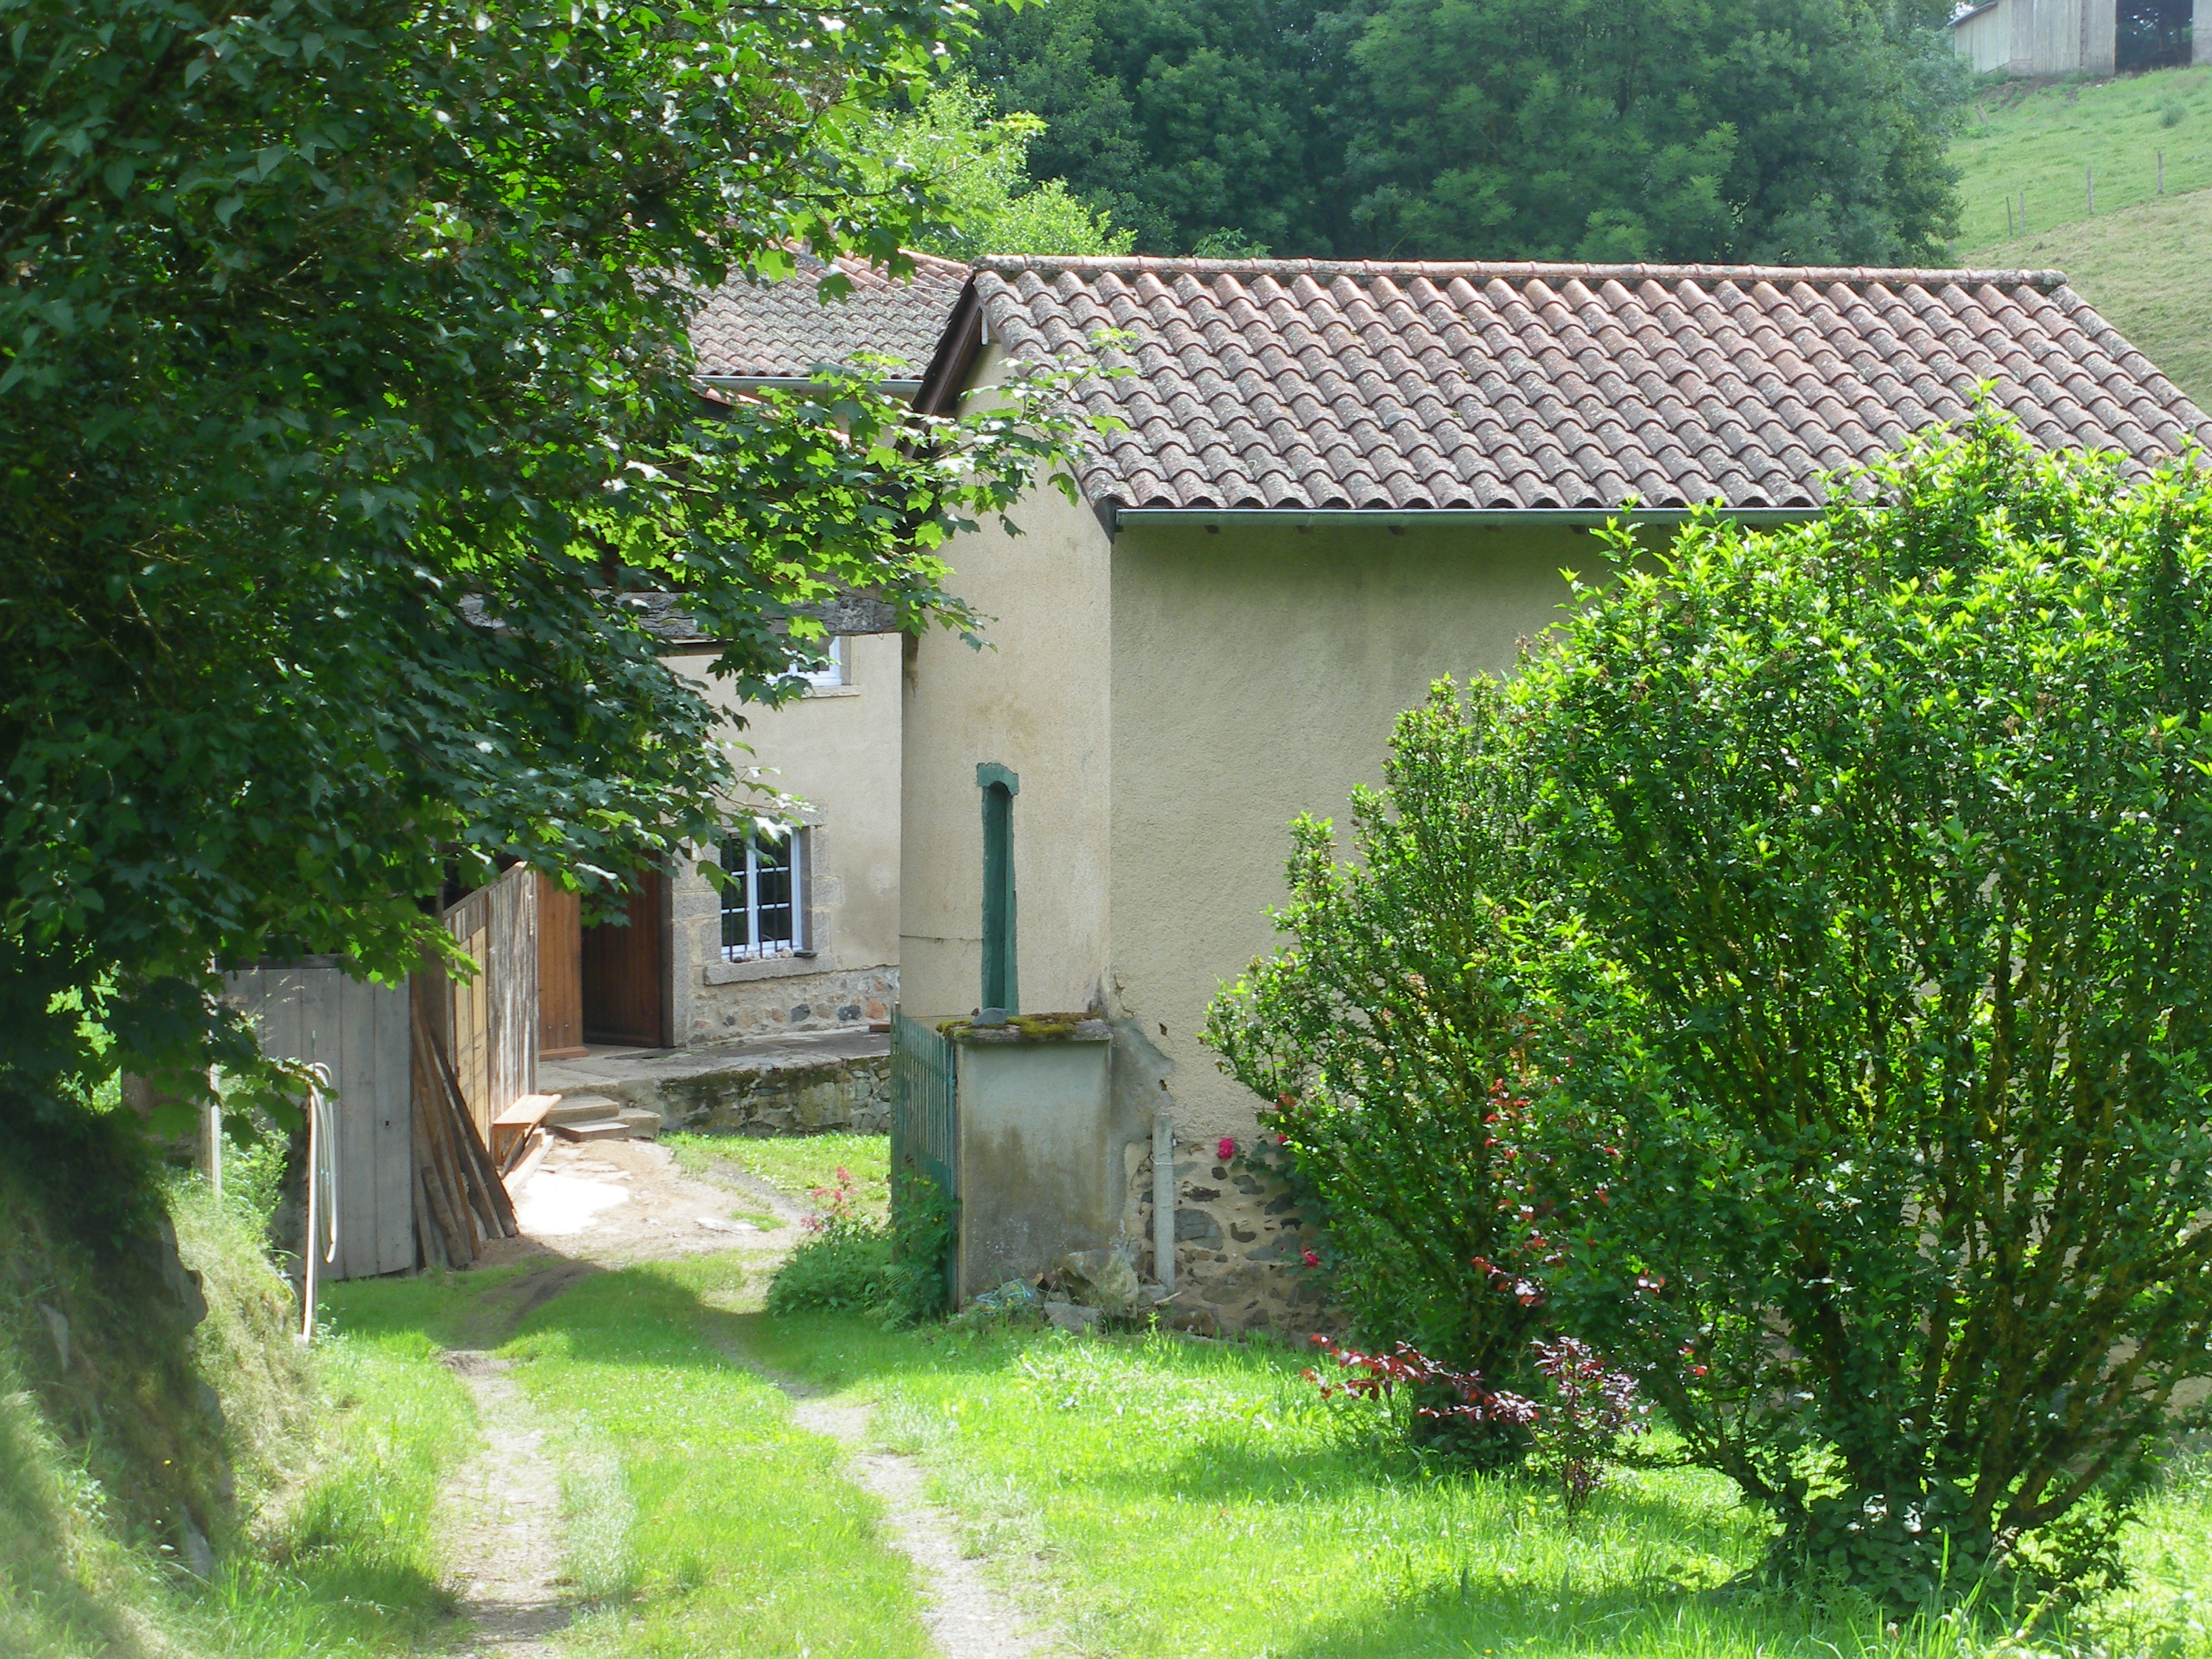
[321,1271,1860,1659]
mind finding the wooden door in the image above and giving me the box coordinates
[537,874,585,1058]
[581,867,666,1047]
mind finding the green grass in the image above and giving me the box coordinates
[741,1315,2212,1659]
[186,1328,475,1656]
[2005,185,2212,410]
[2,1174,476,1659]
[665,1131,890,1220]
[321,1255,940,1658]
[1953,65,2212,252]
[1946,65,2212,409]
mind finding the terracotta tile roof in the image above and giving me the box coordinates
[691,251,969,380]
[945,257,2212,512]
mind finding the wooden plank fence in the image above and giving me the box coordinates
[222,962,415,1280]
[421,861,539,1140]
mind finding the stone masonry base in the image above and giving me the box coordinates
[1123,1147,1330,1336]
[685,964,896,1046]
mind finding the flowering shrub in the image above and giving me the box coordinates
[1305,1333,1643,1510]
[1204,677,1622,1387]
[1525,1336,1647,1513]
[1216,416,2212,1601]
[768,1164,955,1324]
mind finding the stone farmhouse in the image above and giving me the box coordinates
[535,252,968,1057]
[898,255,2212,1332]
[1948,0,2206,77]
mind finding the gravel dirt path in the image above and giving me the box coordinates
[786,1392,1048,1659]
[440,1352,569,1658]
[442,1128,1046,1657]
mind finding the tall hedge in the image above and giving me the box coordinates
[1211,413,2212,1601]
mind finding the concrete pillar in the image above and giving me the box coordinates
[947,1015,1113,1300]
[2197,0,2211,66]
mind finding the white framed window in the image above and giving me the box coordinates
[790,634,846,689]
[719,828,804,960]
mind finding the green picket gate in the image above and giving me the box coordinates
[889,1009,959,1309]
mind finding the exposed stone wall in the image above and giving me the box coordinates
[585,1050,890,1137]
[683,962,897,1046]
[1124,1143,1330,1336]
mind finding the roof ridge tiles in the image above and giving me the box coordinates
[969,255,2072,292]
[951,251,2210,515]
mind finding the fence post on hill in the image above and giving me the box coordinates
[2007,197,2015,235]
[2087,165,2095,215]
[2158,151,2165,194]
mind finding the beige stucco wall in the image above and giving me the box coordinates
[1105,517,1605,1143]
[899,388,1114,1022]
[665,632,902,1044]
[899,473,1624,1319]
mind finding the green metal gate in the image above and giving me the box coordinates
[890,1009,959,1308]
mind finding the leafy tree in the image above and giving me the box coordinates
[1339,0,1965,263]
[972,0,1963,263]
[968,0,1353,255]
[0,0,1092,1129]
[1205,682,1589,1393]
[1212,414,2212,1599]
[880,77,1133,259]
[1530,415,2212,1599]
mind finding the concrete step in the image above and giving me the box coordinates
[547,1093,620,1127]
[617,1106,661,1140]
[548,1118,629,1143]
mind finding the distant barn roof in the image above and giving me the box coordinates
[691,251,970,381]
[918,257,2212,513]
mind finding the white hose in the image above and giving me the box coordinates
[298,1069,339,1345]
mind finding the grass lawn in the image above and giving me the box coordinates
[665,1130,890,1220]
[1952,64,2212,252]
[1945,64,2212,409]
[743,1313,2212,1659]
[2003,185,2212,411]
[323,1254,937,1658]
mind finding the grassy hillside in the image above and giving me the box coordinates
[1952,64,2212,251]
[1946,64,2212,410]
[2005,185,2212,409]
[1,1132,470,1659]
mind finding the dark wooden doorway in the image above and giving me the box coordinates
[537,873,586,1059]
[581,867,667,1047]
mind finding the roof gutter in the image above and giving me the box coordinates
[1107,505,1826,535]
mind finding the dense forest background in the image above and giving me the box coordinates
[954,0,1967,265]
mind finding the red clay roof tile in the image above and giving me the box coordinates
[956,257,2211,511]
[689,251,967,380]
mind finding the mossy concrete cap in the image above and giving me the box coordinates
[938,1011,1110,1043]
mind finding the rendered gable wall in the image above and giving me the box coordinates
[898,359,1115,1025]
[898,456,1624,1327]
[664,634,903,1043]
[1104,516,1614,1331]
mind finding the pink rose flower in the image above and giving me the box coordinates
[1216,1135,1236,1160]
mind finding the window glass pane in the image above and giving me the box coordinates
[754,833,795,949]
[718,839,752,960]
[790,635,844,688]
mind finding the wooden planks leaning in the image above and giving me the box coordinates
[409,977,520,1268]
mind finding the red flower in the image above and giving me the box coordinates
[1301,1248,1321,1268]
[1217,1135,1237,1160]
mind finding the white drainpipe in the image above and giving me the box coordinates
[1153,1110,1176,1292]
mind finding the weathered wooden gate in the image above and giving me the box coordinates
[222,963,416,1280]
[421,862,539,1139]
[889,1009,959,1304]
